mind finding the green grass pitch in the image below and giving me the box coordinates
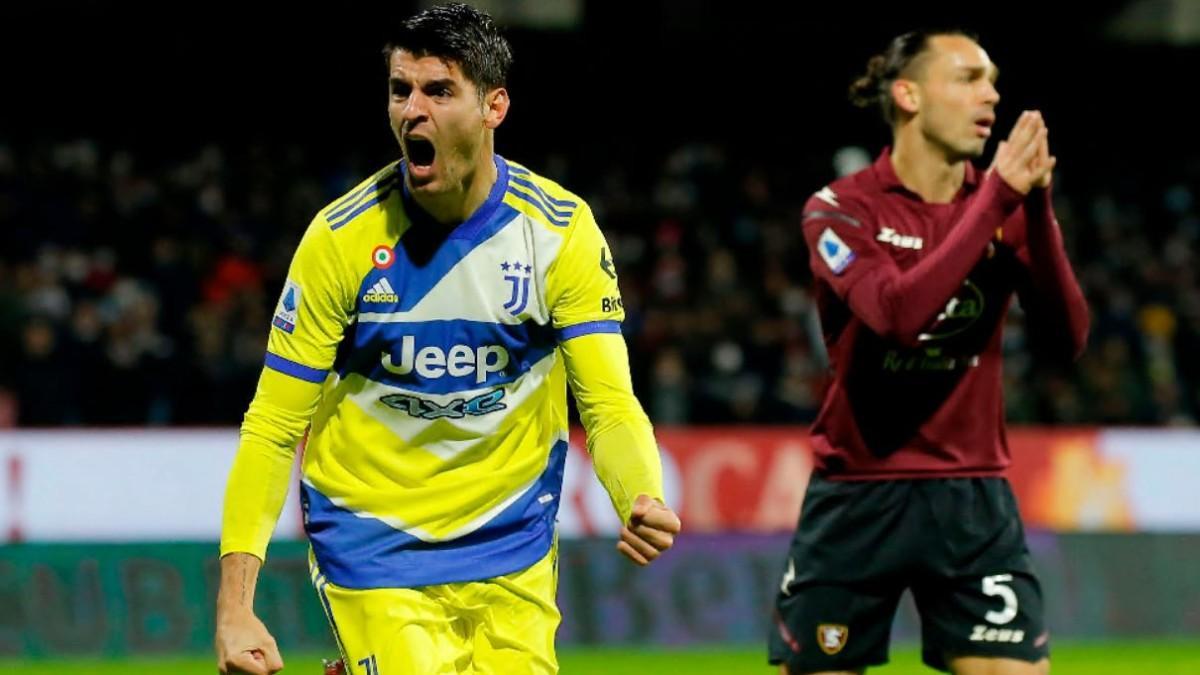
[3,641,1197,674]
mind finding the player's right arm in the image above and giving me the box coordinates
[216,218,354,675]
[216,553,284,675]
[805,111,1050,345]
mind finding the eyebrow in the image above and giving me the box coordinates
[389,76,457,91]
[957,64,999,82]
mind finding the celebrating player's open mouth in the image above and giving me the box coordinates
[403,133,436,182]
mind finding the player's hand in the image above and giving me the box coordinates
[1032,122,1055,190]
[617,494,682,566]
[215,607,284,675]
[992,111,1055,195]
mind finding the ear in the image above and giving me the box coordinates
[483,87,509,130]
[891,79,920,115]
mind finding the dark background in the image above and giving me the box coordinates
[2,0,1198,426]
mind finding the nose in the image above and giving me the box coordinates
[400,91,429,127]
[982,79,1000,107]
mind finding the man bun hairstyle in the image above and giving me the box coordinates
[849,28,976,125]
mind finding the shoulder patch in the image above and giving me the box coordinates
[817,227,856,275]
[272,279,302,333]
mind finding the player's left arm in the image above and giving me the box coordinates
[1013,129,1090,361]
[561,333,680,565]
[549,202,681,566]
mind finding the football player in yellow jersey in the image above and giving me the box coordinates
[214,4,680,675]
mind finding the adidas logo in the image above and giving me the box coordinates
[363,278,399,303]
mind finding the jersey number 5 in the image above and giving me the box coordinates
[982,574,1018,625]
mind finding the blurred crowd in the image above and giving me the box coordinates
[1,139,1197,427]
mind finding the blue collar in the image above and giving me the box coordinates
[400,154,509,240]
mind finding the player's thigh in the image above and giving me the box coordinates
[769,476,919,673]
[770,580,900,674]
[913,479,1049,672]
[468,544,560,675]
[947,655,1050,675]
[915,569,1049,672]
[314,575,470,675]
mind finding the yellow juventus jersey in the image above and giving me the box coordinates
[256,155,628,588]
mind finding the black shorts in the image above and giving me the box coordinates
[768,475,1049,673]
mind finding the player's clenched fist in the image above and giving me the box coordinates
[617,493,682,566]
[215,607,284,675]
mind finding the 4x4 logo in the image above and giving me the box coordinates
[379,389,507,420]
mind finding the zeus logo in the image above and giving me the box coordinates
[381,336,510,384]
[380,389,507,420]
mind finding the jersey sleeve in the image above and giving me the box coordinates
[559,332,663,523]
[804,174,1025,345]
[1013,187,1090,360]
[220,218,357,561]
[802,192,889,300]
[265,218,356,381]
[220,367,323,560]
[546,202,625,340]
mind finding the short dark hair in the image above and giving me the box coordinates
[849,29,978,125]
[383,3,513,95]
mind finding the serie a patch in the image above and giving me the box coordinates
[273,279,302,334]
[817,227,856,275]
